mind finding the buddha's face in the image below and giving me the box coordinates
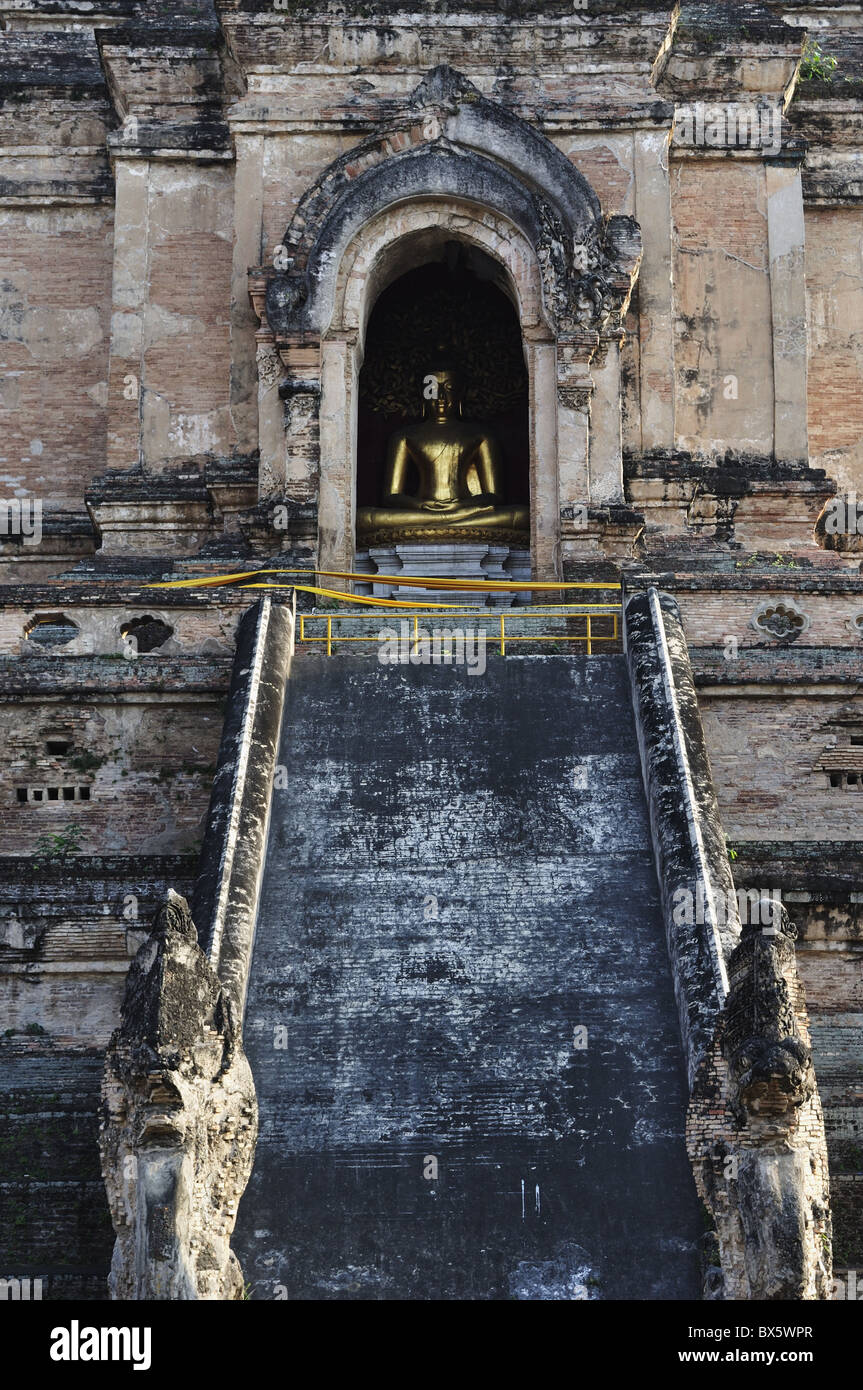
[427,370,461,420]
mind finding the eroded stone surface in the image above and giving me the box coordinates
[233,652,702,1300]
[100,891,257,1300]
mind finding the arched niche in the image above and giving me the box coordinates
[315,200,560,582]
[249,66,642,584]
[265,64,604,342]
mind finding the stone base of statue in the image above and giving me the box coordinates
[354,540,532,607]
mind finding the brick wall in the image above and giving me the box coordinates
[671,161,774,457]
[699,693,863,842]
[805,206,863,497]
[0,207,113,508]
[0,698,225,857]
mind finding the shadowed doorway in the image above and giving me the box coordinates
[356,242,530,517]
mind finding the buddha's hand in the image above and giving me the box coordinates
[381,493,419,509]
[419,499,460,512]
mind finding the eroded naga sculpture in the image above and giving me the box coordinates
[99,891,257,1300]
[722,902,815,1126]
[699,900,830,1300]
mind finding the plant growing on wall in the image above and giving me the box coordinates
[69,749,104,774]
[799,37,839,83]
[34,823,84,864]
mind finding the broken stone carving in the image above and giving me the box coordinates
[814,494,863,553]
[693,900,831,1300]
[722,904,816,1128]
[99,890,257,1300]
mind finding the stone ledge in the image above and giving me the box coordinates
[0,654,233,695]
[690,648,863,684]
[725,840,863,894]
[627,571,863,594]
[0,853,195,883]
[653,1,803,100]
[0,580,252,605]
[625,452,830,485]
[0,30,109,95]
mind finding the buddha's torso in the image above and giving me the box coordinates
[355,385,528,536]
[399,419,489,504]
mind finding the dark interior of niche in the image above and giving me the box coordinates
[356,249,530,511]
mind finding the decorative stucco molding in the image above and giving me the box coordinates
[262,65,641,345]
[750,597,810,642]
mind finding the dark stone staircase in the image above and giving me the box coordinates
[233,651,702,1300]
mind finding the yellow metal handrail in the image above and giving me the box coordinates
[298,605,621,657]
[143,564,621,656]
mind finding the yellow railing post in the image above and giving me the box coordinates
[300,614,305,643]
[412,615,419,656]
[500,614,506,656]
[326,615,332,656]
[586,614,592,656]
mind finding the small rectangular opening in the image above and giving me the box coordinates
[78,785,90,801]
[46,740,69,755]
[848,774,859,787]
[851,735,863,746]
[31,788,44,801]
[830,772,844,788]
[47,787,59,801]
[16,788,27,803]
[62,786,75,801]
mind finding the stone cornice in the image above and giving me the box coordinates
[690,647,863,686]
[628,571,863,594]
[0,653,234,697]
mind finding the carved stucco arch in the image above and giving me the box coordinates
[276,148,556,339]
[332,199,550,345]
[282,64,601,268]
[265,65,640,345]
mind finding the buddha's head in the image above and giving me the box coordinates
[422,365,463,421]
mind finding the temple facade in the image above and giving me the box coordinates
[1,0,861,1300]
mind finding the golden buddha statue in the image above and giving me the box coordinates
[356,365,529,542]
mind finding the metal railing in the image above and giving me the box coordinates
[298,598,622,657]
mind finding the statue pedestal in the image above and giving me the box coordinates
[353,543,531,607]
